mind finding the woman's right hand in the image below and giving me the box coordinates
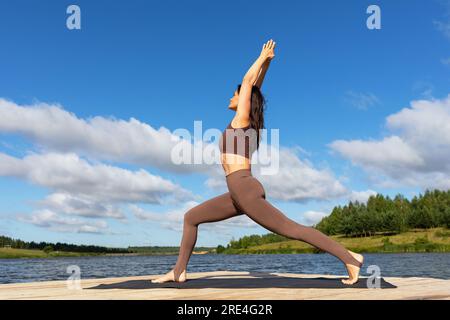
[259,39,276,61]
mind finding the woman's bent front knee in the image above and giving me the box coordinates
[184,207,202,226]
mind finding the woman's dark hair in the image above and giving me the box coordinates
[236,84,266,149]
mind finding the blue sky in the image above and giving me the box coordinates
[0,0,449,248]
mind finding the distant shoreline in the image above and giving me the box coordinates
[0,248,213,259]
[103,250,210,257]
[1,228,449,259]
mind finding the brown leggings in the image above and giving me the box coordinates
[172,168,361,280]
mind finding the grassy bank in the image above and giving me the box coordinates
[218,228,450,254]
[0,247,215,259]
[0,247,105,259]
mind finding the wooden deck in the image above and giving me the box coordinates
[1,271,449,300]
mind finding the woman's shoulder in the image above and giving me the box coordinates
[230,116,251,129]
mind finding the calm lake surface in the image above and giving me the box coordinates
[0,253,449,284]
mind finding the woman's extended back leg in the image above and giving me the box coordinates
[229,176,361,268]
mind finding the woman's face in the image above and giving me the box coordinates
[228,90,239,110]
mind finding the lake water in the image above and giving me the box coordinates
[0,253,449,284]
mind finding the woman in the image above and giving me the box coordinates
[152,39,364,285]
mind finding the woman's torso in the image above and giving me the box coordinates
[219,117,258,176]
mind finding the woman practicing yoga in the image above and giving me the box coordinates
[152,39,364,285]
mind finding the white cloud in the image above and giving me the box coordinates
[36,193,125,220]
[434,20,450,39]
[434,0,450,40]
[18,210,110,234]
[302,210,329,226]
[344,91,380,110]
[258,148,348,201]
[412,81,434,99]
[349,189,378,204]
[0,152,195,205]
[0,98,214,174]
[329,95,450,190]
[329,136,424,173]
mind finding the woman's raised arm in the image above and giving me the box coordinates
[243,39,275,85]
[236,40,276,120]
[254,58,272,89]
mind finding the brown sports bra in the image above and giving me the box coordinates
[219,120,258,159]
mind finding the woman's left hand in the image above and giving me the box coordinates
[259,39,276,61]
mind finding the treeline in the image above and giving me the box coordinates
[216,233,290,252]
[316,189,450,237]
[0,236,129,254]
[0,237,216,255]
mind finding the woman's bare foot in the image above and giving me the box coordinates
[341,251,364,285]
[151,269,187,283]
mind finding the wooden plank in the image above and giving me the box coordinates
[0,271,449,300]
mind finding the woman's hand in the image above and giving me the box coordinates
[259,39,276,61]
[241,39,276,89]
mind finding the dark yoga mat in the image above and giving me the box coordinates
[88,271,397,290]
